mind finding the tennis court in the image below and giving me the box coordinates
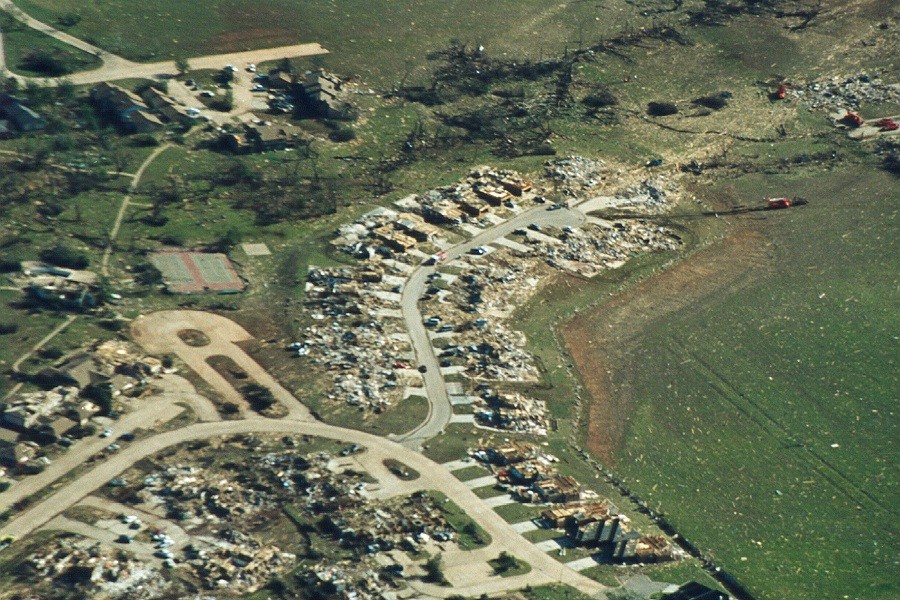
[150,251,244,293]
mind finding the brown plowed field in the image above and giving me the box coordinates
[564,223,772,464]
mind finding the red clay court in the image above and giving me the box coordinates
[149,251,244,294]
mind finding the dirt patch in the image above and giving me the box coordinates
[564,223,773,464]
[178,329,210,347]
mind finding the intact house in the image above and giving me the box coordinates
[223,122,306,153]
[0,94,47,133]
[90,82,165,133]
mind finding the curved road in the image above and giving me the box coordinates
[0,310,606,598]
[397,203,585,449]
[0,0,327,86]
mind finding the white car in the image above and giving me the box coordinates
[224,64,237,72]
[247,63,257,72]
[100,428,113,438]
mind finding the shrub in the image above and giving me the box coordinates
[209,91,234,112]
[161,356,174,369]
[241,383,275,412]
[20,48,70,76]
[0,259,20,273]
[583,89,618,108]
[647,101,679,116]
[39,245,90,269]
[329,127,356,142]
[131,133,159,147]
[692,91,731,110]
[221,402,240,415]
[0,323,18,334]
[424,555,447,585]
[38,347,64,360]
[57,13,81,27]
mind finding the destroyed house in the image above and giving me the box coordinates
[533,475,581,503]
[485,441,535,465]
[455,197,491,217]
[371,225,416,252]
[26,279,98,310]
[619,534,675,562]
[423,202,464,224]
[506,460,554,484]
[395,215,436,242]
[542,500,618,529]
[473,185,511,205]
[500,178,533,196]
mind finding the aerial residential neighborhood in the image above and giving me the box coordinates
[0,1,896,600]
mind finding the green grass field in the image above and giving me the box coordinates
[578,167,899,600]
[11,0,635,82]
[0,19,101,76]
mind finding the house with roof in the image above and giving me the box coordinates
[0,94,46,132]
[90,82,164,133]
[141,87,194,126]
[299,70,356,120]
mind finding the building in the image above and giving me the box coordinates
[141,87,193,126]
[473,185,510,205]
[455,197,491,217]
[371,225,417,252]
[299,70,355,119]
[90,82,164,133]
[0,94,46,131]
[483,441,536,466]
[268,71,295,91]
[533,475,582,503]
[226,123,306,153]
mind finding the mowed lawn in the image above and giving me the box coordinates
[600,168,899,600]
[11,0,628,82]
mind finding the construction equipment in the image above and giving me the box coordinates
[876,118,899,132]
[841,111,864,127]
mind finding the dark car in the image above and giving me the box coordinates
[418,365,428,373]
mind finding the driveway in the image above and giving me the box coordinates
[0,0,327,89]
[131,311,312,420]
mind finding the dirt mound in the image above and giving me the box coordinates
[564,226,771,464]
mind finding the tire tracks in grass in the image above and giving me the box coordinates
[669,337,897,519]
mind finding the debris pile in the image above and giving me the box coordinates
[472,441,685,562]
[26,537,167,599]
[532,221,680,277]
[301,266,416,410]
[544,156,606,193]
[473,391,549,435]
[793,74,900,112]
